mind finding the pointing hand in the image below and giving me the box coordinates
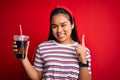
[76,34,87,63]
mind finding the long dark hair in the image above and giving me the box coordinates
[48,7,80,43]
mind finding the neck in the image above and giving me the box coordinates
[56,39,75,44]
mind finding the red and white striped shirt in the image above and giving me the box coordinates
[34,40,91,80]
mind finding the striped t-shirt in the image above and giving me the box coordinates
[34,40,91,80]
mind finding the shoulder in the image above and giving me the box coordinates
[86,47,90,52]
[37,40,55,48]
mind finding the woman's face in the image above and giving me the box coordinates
[51,13,74,44]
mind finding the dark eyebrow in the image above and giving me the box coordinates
[61,22,68,24]
[51,24,57,25]
[51,22,68,26]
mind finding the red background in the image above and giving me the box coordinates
[0,0,120,80]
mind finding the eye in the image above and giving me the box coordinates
[61,24,66,27]
[51,25,57,29]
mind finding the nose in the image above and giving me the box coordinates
[57,26,62,32]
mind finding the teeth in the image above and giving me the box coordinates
[57,34,65,37]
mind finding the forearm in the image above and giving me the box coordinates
[21,57,42,80]
[78,67,91,80]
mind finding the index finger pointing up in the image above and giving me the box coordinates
[82,34,85,46]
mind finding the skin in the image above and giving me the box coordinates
[13,13,91,80]
[51,13,91,80]
[13,41,42,80]
[51,13,74,44]
[76,35,92,80]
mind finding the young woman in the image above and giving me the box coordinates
[13,7,91,80]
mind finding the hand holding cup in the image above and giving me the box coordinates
[12,35,29,59]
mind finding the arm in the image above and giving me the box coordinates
[13,41,43,80]
[20,41,43,80]
[76,34,91,80]
[79,67,91,80]
[78,60,91,80]
[21,58,43,80]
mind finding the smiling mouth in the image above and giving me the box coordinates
[57,33,65,39]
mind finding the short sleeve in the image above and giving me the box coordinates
[33,46,44,71]
[86,48,92,74]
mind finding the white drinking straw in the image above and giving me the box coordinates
[19,24,23,35]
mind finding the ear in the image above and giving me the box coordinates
[71,22,74,29]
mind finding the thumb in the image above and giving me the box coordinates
[26,41,30,56]
[82,34,85,46]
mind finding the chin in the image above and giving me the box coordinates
[57,38,67,43]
